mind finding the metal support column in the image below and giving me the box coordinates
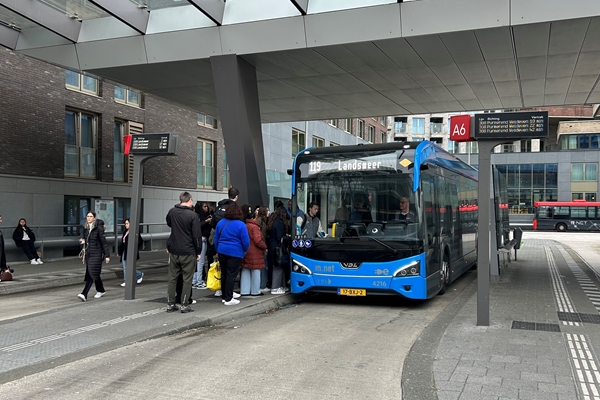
[210,54,268,206]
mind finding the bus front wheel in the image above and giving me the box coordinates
[438,255,450,295]
[556,223,567,232]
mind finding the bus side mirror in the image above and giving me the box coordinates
[287,169,293,176]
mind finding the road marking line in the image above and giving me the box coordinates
[566,333,600,400]
[547,246,580,326]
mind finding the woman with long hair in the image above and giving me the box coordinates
[117,218,143,287]
[240,206,267,296]
[193,201,212,289]
[266,206,289,294]
[255,206,270,291]
[77,212,110,301]
[213,203,249,305]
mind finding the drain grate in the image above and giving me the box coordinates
[558,312,600,324]
[512,321,561,332]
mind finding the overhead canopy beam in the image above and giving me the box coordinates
[0,23,19,49]
[88,0,149,35]
[290,0,308,15]
[0,0,80,42]
[186,0,225,26]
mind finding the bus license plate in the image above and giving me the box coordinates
[338,288,366,296]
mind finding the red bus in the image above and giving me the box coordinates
[533,200,600,231]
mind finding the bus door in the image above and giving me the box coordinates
[422,174,441,288]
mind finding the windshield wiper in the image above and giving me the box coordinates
[340,236,398,256]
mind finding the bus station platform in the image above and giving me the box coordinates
[2,237,600,399]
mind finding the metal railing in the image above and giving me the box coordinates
[2,222,170,255]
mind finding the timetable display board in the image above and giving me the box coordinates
[472,111,548,139]
[129,133,178,155]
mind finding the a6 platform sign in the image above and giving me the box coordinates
[450,114,473,142]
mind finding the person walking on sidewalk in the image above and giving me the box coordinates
[165,192,202,313]
[214,202,249,306]
[12,218,43,265]
[77,212,110,302]
[118,218,144,287]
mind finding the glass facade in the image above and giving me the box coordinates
[495,164,558,214]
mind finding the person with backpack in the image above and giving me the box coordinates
[297,202,326,238]
[267,206,290,294]
[212,187,239,229]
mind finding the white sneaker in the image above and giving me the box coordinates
[77,293,86,302]
[94,292,106,298]
[120,282,126,287]
[30,259,39,265]
[214,290,222,297]
[36,258,44,264]
[232,292,241,299]
[271,288,285,295]
[136,272,144,284]
[223,298,240,306]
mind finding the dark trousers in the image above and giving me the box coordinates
[81,269,105,297]
[175,273,193,304]
[167,254,195,307]
[220,254,242,302]
[21,240,37,260]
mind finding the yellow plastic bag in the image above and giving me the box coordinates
[207,260,221,291]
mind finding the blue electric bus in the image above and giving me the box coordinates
[288,141,480,299]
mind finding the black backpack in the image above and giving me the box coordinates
[211,203,230,229]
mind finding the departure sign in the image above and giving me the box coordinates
[299,154,399,177]
[127,133,178,155]
[472,111,548,139]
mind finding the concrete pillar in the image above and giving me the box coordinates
[210,54,268,206]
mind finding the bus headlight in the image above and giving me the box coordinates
[292,260,312,275]
[393,260,420,277]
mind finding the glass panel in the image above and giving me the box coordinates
[533,188,544,204]
[572,192,583,200]
[546,164,558,188]
[308,0,397,14]
[572,164,584,181]
[127,90,140,106]
[519,189,532,213]
[592,135,600,149]
[206,115,213,127]
[580,135,590,149]
[64,145,79,175]
[223,0,300,24]
[571,207,586,218]
[113,122,124,181]
[413,118,425,134]
[197,141,205,186]
[205,142,213,187]
[585,163,597,181]
[82,76,98,93]
[65,70,80,88]
[197,113,205,124]
[545,189,558,201]
[223,149,229,189]
[80,147,96,178]
[507,189,519,212]
[507,164,518,188]
[430,122,443,134]
[588,206,598,218]
[532,164,545,188]
[65,111,77,145]
[80,114,94,148]
[520,164,532,188]
[586,193,597,202]
[114,86,126,102]
[568,135,578,149]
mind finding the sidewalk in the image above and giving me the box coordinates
[404,238,600,400]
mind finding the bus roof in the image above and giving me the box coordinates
[413,141,478,191]
[535,201,600,207]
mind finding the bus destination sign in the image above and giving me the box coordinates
[472,111,548,139]
[128,133,178,155]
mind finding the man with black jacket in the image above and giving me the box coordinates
[166,192,202,313]
[212,187,239,229]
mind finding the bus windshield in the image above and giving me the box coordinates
[295,173,421,241]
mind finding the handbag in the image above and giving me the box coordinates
[0,269,13,281]
[207,260,221,291]
[273,237,286,266]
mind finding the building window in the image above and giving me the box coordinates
[430,117,444,134]
[113,121,126,181]
[520,140,532,152]
[358,120,365,139]
[394,117,407,133]
[572,163,598,181]
[379,116,386,125]
[313,136,324,148]
[344,119,351,133]
[65,70,99,95]
[328,119,337,127]
[572,192,597,201]
[223,148,230,189]
[561,134,600,150]
[198,113,218,129]
[330,142,339,146]
[65,109,97,179]
[292,129,305,158]
[501,144,515,153]
[380,131,386,143]
[114,86,141,107]
[197,139,215,189]
[496,163,558,214]
[368,125,375,143]
[412,118,425,134]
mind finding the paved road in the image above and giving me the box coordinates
[0,272,475,399]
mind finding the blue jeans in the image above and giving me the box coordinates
[193,238,207,285]
[240,268,261,295]
[122,259,143,281]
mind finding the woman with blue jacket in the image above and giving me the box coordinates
[214,203,250,305]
